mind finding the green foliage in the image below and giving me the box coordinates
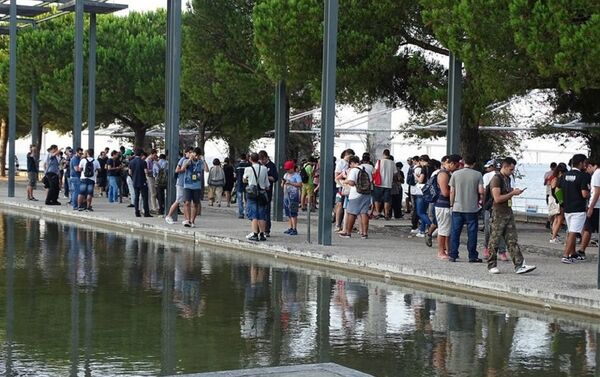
[183,0,274,155]
[253,0,447,110]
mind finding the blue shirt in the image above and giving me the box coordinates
[46,154,60,175]
[176,157,187,187]
[70,155,81,178]
[183,159,204,190]
[284,172,302,201]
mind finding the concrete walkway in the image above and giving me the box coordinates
[177,363,372,377]
[1,179,600,317]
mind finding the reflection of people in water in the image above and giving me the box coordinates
[173,251,206,319]
[241,264,270,339]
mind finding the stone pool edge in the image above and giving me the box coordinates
[2,200,600,319]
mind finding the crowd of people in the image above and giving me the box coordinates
[27,142,600,273]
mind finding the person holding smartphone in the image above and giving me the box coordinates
[487,157,536,275]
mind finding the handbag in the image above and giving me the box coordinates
[372,160,382,186]
[548,195,560,216]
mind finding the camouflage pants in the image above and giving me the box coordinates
[487,210,524,270]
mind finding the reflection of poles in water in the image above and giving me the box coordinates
[270,268,283,365]
[316,276,331,363]
[83,233,95,377]
[69,226,80,377]
[5,216,15,376]
[160,246,176,376]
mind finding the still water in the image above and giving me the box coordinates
[0,212,598,377]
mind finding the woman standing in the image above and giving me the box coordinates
[222,157,235,207]
[207,158,226,207]
[549,163,568,244]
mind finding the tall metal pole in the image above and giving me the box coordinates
[73,0,84,150]
[273,81,288,222]
[317,0,339,246]
[88,13,97,150]
[31,25,40,153]
[8,0,17,197]
[597,210,600,289]
[5,216,15,375]
[446,53,462,155]
[165,0,182,219]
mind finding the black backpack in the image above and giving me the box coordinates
[406,166,416,186]
[300,165,310,183]
[84,158,95,178]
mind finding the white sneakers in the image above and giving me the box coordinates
[549,237,562,244]
[165,216,174,225]
[410,229,419,235]
[415,232,425,238]
[489,264,537,275]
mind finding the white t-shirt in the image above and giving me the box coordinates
[483,171,496,188]
[377,159,396,188]
[347,165,372,200]
[410,166,424,196]
[335,159,348,188]
[243,163,270,189]
[79,157,101,182]
[591,168,600,209]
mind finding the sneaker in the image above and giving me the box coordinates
[575,251,586,261]
[515,265,537,274]
[246,232,254,239]
[561,256,575,264]
[335,227,345,233]
[284,228,292,234]
[590,239,598,247]
[189,223,196,228]
[549,238,562,244]
[469,258,483,263]
[182,220,191,228]
[165,216,174,225]
[87,207,94,212]
[410,229,419,235]
[78,207,85,212]
[289,229,298,236]
[425,234,433,247]
[489,267,501,274]
[415,232,425,238]
[264,232,270,238]
[238,215,245,219]
[361,234,368,240]
[248,234,259,241]
[259,234,267,241]
[499,252,510,262]
[338,233,351,239]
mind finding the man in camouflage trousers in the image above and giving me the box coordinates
[487,157,537,275]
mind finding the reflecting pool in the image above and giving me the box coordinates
[0,212,598,376]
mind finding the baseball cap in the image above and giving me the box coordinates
[283,160,295,170]
[484,160,495,168]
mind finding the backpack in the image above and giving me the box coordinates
[156,166,168,188]
[83,158,95,178]
[300,165,310,183]
[422,172,440,203]
[208,166,225,187]
[406,166,416,186]
[355,167,372,194]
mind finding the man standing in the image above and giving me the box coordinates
[334,149,354,232]
[372,149,396,219]
[235,154,251,219]
[146,149,159,214]
[154,153,169,215]
[44,145,61,205]
[482,160,509,261]
[449,154,484,263]
[77,148,101,211]
[406,156,418,216]
[69,148,83,210]
[128,149,152,218]
[487,157,537,274]
[26,144,39,201]
[433,154,461,259]
[259,150,278,237]
[182,147,206,227]
[165,147,191,224]
[578,159,600,258]
[244,152,270,241]
[559,154,590,263]
[106,150,121,203]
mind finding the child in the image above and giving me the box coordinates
[282,160,302,235]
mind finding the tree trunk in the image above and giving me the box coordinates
[0,118,7,177]
[586,131,600,162]
[198,120,206,151]
[133,126,147,150]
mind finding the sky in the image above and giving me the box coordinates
[119,1,184,14]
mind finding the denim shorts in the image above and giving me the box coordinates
[284,198,299,218]
[346,194,371,215]
[184,188,202,204]
[247,198,268,220]
[79,178,95,197]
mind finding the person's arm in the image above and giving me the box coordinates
[438,171,450,197]
[587,186,600,217]
[491,179,524,204]
[450,187,455,206]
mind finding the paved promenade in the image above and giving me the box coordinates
[1,179,599,317]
